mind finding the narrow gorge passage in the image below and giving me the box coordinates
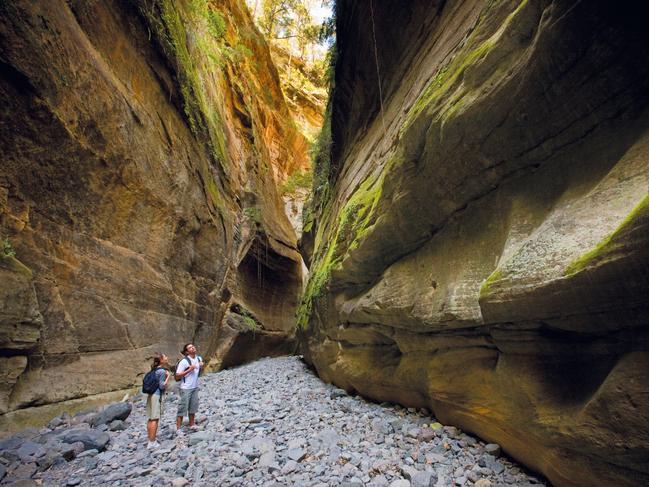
[35,357,545,487]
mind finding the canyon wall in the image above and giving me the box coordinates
[0,0,306,426]
[300,1,649,485]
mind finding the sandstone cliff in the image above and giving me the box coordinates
[0,0,306,426]
[300,1,649,486]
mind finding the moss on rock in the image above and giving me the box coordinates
[564,194,649,276]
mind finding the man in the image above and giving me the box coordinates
[175,343,204,432]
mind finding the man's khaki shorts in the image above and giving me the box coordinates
[177,387,199,416]
[146,393,163,420]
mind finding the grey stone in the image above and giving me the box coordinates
[425,453,447,464]
[406,428,421,439]
[1,449,19,463]
[57,443,77,461]
[13,430,39,441]
[287,438,306,449]
[12,357,541,487]
[89,402,132,427]
[281,459,298,474]
[467,470,480,483]
[444,427,459,437]
[484,443,501,458]
[59,429,110,452]
[70,412,95,426]
[418,429,436,442]
[47,416,65,429]
[480,454,505,475]
[411,471,437,487]
[258,450,275,467]
[0,437,23,451]
[35,452,63,471]
[66,478,82,486]
[287,448,307,462]
[17,442,46,462]
[187,432,212,446]
[77,449,99,458]
[330,388,347,399]
[6,462,37,481]
[81,457,98,469]
[400,465,419,480]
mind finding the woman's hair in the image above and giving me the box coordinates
[151,352,165,370]
[181,343,192,355]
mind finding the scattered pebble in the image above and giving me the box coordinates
[0,357,545,486]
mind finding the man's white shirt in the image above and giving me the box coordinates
[177,355,200,389]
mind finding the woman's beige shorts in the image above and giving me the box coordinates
[146,393,163,420]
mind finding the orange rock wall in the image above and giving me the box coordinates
[0,0,305,424]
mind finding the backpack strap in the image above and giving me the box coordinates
[182,355,192,382]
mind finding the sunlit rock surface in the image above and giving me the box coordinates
[0,0,305,425]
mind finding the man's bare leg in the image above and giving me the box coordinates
[189,413,195,427]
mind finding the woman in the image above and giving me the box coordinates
[146,352,170,449]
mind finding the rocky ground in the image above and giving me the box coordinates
[0,357,546,486]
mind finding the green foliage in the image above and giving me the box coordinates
[0,237,31,277]
[231,304,261,331]
[134,0,229,169]
[243,315,260,330]
[249,0,333,79]
[258,0,310,40]
[309,101,332,203]
[263,86,274,106]
[221,43,253,63]
[282,168,313,195]
[2,237,15,258]
[207,10,226,39]
[244,206,262,223]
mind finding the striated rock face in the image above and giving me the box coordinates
[0,0,305,424]
[300,1,649,486]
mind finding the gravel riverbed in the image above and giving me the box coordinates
[2,356,546,486]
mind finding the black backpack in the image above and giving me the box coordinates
[174,355,203,382]
[142,368,161,394]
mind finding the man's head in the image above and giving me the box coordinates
[182,343,197,357]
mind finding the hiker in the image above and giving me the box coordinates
[175,343,204,433]
[145,352,170,448]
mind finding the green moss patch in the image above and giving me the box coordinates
[478,268,503,300]
[297,155,393,329]
[564,195,649,276]
[230,304,262,331]
[401,0,530,134]
[282,168,313,196]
